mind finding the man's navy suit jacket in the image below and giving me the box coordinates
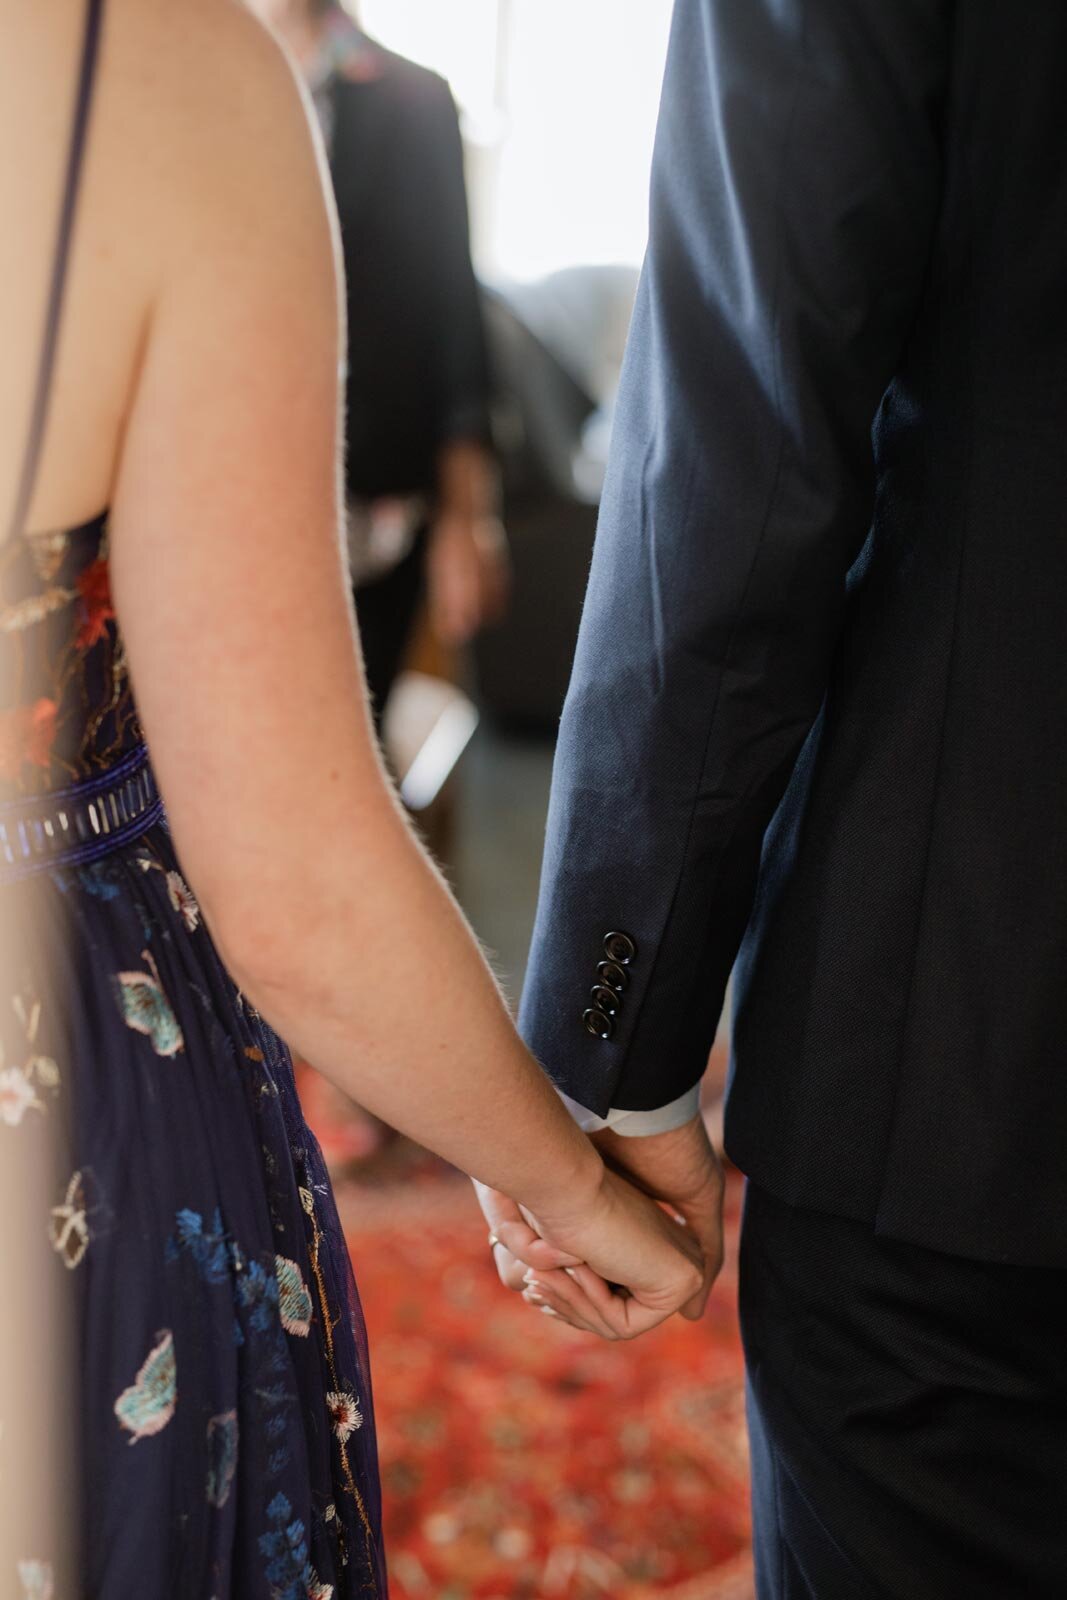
[520,0,1067,1268]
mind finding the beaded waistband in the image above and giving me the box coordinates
[0,744,164,883]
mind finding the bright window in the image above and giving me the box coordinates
[358,0,675,280]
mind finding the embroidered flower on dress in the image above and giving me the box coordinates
[325,1390,363,1443]
[12,995,40,1043]
[305,1571,334,1600]
[74,558,115,650]
[168,1207,234,1284]
[49,1169,90,1268]
[73,861,123,900]
[0,1065,43,1126]
[26,527,69,582]
[16,1559,54,1600]
[166,870,200,931]
[236,1258,283,1339]
[260,1493,316,1594]
[0,589,73,635]
[0,698,58,781]
[113,1329,177,1444]
[1,1001,61,1122]
[33,1054,60,1088]
[275,1255,314,1337]
[115,951,184,1056]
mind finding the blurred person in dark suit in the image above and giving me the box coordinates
[253,0,507,726]
[482,1,1067,1595]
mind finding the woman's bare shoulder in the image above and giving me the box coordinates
[0,0,333,531]
[107,0,324,219]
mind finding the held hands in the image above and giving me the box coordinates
[474,1115,723,1340]
[591,1115,725,1318]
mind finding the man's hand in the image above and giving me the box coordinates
[591,1114,725,1321]
[426,510,510,645]
[429,440,509,645]
[474,1161,706,1341]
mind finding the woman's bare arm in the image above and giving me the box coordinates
[107,2,607,1228]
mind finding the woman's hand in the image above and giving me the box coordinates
[474,1165,706,1340]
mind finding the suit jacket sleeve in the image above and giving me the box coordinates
[518,0,952,1115]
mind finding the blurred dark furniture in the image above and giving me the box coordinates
[474,268,638,733]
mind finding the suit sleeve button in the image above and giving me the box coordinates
[596,960,629,994]
[590,984,621,1017]
[603,931,637,965]
[583,1007,614,1041]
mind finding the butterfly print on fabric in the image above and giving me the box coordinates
[113,1329,177,1444]
[49,1169,90,1269]
[115,950,183,1056]
[276,1255,314,1338]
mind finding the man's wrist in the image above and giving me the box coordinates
[435,438,499,523]
[556,1083,703,1138]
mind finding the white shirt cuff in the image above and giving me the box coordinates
[556,1083,703,1137]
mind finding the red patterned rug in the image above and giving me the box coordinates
[306,1072,754,1600]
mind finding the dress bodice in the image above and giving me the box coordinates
[0,511,143,801]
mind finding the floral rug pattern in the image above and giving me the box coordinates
[314,1080,753,1600]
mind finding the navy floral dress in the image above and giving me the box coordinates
[0,513,387,1596]
[1,5,386,1591]
[0,514,387,1598]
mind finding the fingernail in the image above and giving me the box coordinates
[523,1269,540,1287]
[539,1305,560,1319]
[524,1290,545,1305]
[524,1276,543,1294]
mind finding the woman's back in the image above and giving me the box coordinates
[0,0,279,798]
[0,0,340,810]
[1,0,173,540]
[0,0,326,528]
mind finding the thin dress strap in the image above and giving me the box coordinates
[5,0,106,546]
